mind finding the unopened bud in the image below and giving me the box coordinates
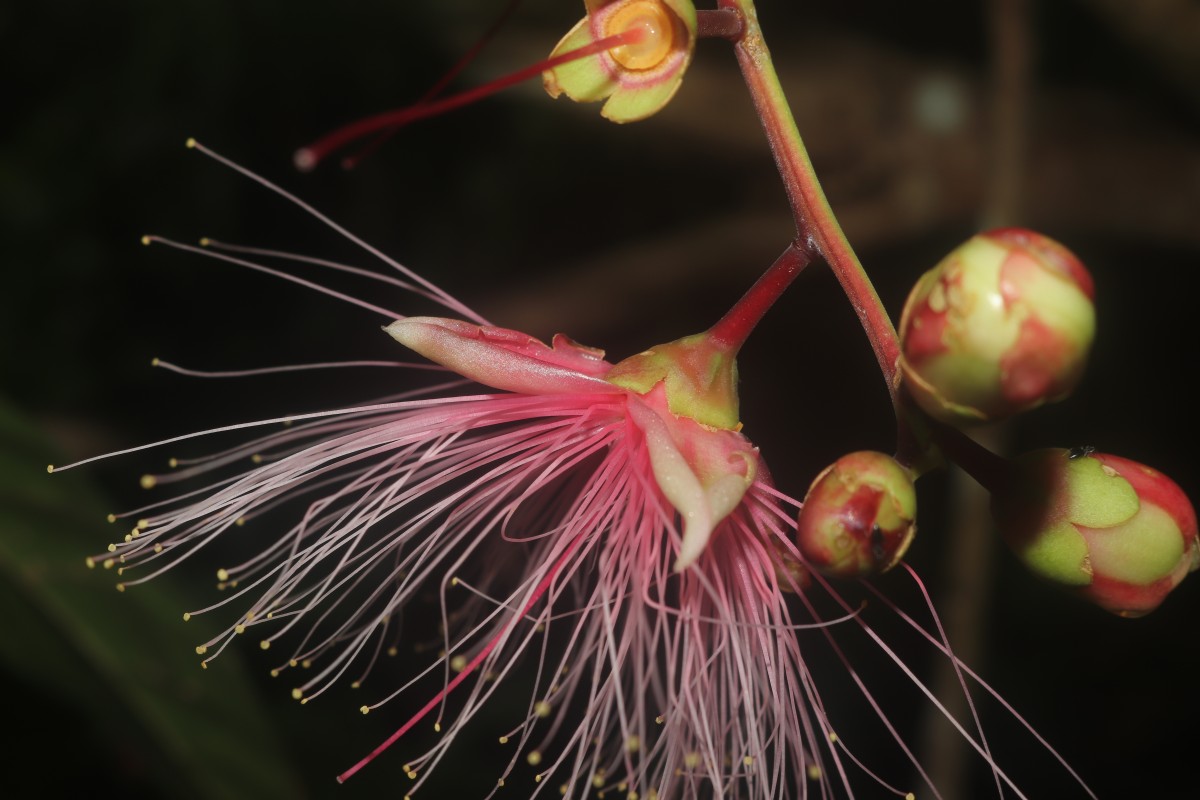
[993,448,1198,617]
[795,451,917,578]
[899,228,1095,424]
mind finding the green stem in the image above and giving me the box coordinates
[720,0,901,403]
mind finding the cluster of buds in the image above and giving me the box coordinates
[808,227,1200,616]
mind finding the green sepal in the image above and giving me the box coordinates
[542,17,617,105]
[1064,455,1139,529]
[606,333,740,430]
[1019,520,1092,586]
[1084,503,1185,586]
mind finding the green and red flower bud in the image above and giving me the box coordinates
[795,451,917,578]
[899,228,1095,425]
[993,448,1199,617]
[543,0,697,122]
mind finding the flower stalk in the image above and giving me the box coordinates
[719,0,902,403]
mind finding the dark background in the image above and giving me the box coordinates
[4,1,1198,797]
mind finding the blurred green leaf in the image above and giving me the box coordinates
[0,398,303,799]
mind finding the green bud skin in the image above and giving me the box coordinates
[795,451,917,578]
[543,0,698,123]
[993,448,1199,617]
[899,229,1095,425]
[606,332,740,430]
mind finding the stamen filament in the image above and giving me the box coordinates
[336,534,584,783]
[295,28,648,172]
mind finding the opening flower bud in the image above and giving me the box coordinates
[795,451,917,578]
[543,0,697,123]
[993,448,1199,617]
[899,228,1095,425]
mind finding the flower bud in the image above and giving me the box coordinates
[899,228,1095,424]
[796,451,917,578]
[543,0,698,123]
[993,448,1199,617]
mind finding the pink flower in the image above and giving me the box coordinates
[61,144,1095,799]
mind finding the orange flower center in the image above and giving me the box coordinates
[605,1,677,71]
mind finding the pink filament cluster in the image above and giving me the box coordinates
[68,143,1096,799]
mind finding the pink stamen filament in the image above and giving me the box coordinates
[336,534,584,783]
[296,27,648,172]
[340,0,525,170]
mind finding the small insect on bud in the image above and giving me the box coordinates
[992,448,1199,617]
[899,228,1095,425]
[795,451,917,578]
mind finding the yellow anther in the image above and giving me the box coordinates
[743,756,754,766]
[450,654,468,672]
[85,557,96,569]
[234,625,246,635]
[625,735,640,751]
[182,612,191,622]
[115,583,125,593]
[527,750,542,766]
[106,513,117,523]
[534,701,552,718]
[360,705,370,715]
[140,474,156,489]
[259,640,271,650]
[498,735,509,744]
[195,645,208,655]
[291,688,303,700]
[216,568,229,582]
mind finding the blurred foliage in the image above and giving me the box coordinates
[0,397,301,798]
